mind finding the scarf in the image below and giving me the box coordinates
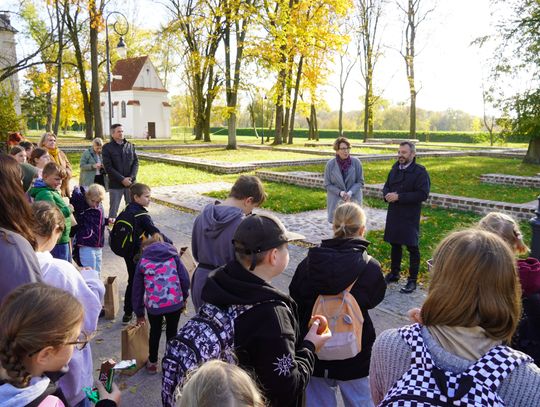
[427,325,501,361]
[47,147,60,165]
[336,155,352,176]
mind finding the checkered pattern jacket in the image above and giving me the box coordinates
[379,323,532,406]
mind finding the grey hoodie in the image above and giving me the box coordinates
[190,202,244,310]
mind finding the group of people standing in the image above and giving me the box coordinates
[324,137,430,293]
[0,131,539,407]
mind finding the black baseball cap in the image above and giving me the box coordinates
[233,214,305,255]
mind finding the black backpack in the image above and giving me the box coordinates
[161,300,286,407]
[109,209,148,257]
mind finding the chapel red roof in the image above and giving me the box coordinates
[101,56,149,92]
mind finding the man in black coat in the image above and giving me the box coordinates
[382,141,430,293]
[102,123,139,218]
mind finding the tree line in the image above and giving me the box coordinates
[1,0,540,161]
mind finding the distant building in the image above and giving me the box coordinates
[0,13,21,115]
[100,56,171,138]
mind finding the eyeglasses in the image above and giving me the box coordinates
[338,147,351,151]
[66,331,95,351]
[27,331,95,357]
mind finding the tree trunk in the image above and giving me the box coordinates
[46,91,53,132]
[53,3,64,136]
[524,137,540,164]
[363,91,369,141]
[273,61,287,145]
[312,104,319,141]
[288,55,303,144]
[90,25,103,138]
[338,94,344,137]
[227,112,237,149]
[66,5,93,140]
[409,90,416,138]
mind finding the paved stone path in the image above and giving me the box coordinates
[151,182,388,245]
[92,196,424,406]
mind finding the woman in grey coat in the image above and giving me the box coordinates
[324,137,364,223]
[79,138,108,189]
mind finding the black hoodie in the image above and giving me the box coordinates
[202,260,316,407]
[289,237,386,381]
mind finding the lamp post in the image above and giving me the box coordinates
[105,11,129,136]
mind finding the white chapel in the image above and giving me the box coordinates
[100,56,171,139]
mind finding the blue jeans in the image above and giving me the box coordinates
[79,246,103,273]
[306,376,374,407]
[51,243,71,262]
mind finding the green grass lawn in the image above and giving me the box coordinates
[269,156,540,203]
[146,147,328,162]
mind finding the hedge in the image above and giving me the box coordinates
[209,127,530,143]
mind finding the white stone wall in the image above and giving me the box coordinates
[100,89,171,138]
[0,28,21,114]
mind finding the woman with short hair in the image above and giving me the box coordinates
[323,137,364,223]
[80,137,108,189]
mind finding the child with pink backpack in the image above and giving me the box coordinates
[132,234,190,374]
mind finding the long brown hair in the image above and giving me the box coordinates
[0,283,83,388]
[0,155,36,248]
[422,229,521,342]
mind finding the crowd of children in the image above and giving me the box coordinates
[1,132,540,407]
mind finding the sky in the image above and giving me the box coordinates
[5,0,502,117]
[131,0,499,116]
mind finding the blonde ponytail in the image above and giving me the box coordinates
[333,202,366,239]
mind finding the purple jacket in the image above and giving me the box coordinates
[70,186,107,248]
[132,242,190,316]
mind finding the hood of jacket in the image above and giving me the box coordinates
[299,238,369,297]
[29,179,54,198]
[141,242,178,262]
[202,260,294,308]
[518,257,540,296]
[199,203,244,239]
[0,376,50,407]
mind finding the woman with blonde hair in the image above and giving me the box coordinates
[478,212,540,365]
[177,360,265,407]
[290,202,386,406]
[370,229,540,406]
[39,132,72,197]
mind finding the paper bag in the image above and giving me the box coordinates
[121,323,149,374]
[180,246,198,282]
[103,276,119,320]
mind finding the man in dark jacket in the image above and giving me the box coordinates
[201,214,330,407]
[382,141,430,293]
[102,123,139,218]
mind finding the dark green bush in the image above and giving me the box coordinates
[209,127,530,143]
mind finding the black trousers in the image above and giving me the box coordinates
[147,310,182,363]
[391,243,420,281]
[123,256,136,315]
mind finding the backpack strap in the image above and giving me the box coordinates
[464,345,532,392]
[344,251,372,292]
[398,323,435,370]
